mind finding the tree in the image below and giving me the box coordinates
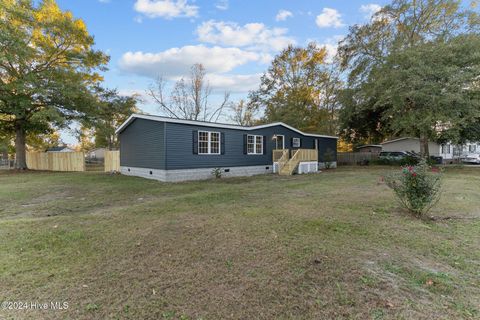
[27,131,62,151]
[338,87,390,145]
[0,0,108,169]
[0,132,10,159]
[369,35,480,154]
[77,126,95,151]
[249,43,341,135]
[229,100,257,126]
[338,0,480,154]
[339,0,478,85]
[82,88,139,150]
[148,63,230,122]
[319,63,343,135]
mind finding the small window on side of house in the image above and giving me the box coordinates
[292,137,301,148]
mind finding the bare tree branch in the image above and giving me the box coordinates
[148,63,230,122]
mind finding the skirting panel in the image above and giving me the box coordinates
[120,165,273,182]
[298,162,318,174]
[274,161,322,174]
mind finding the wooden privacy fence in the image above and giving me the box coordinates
[26,152,85,171]
[337,152,379,165]
[104,150,120,172]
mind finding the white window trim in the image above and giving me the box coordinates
[198,131,221,155]
[292,137,301,148]
[247,134,263,155]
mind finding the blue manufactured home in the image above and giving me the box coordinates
[116,114,338,182]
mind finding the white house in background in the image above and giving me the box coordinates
[46,146,74,153]
[86,148,106,160]
[381,137,479,162]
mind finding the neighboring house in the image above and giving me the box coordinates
[381,137,479,162]
[46,146,74,153]
[355,145,382,153]
[87,148,106,160]
[115,114,338,182]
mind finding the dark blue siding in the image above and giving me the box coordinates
[119,119,166,169]
[165,122,337,170]
[318,138,338,162]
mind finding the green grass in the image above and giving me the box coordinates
[0,167,479,319]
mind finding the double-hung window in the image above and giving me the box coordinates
[198,131,220,155]
[247,135,263,155]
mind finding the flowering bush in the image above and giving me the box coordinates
[384,160,442,216]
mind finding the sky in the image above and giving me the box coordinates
[55,0,392,144]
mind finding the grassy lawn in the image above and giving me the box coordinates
[0,167,479,319]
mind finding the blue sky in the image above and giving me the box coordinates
[56,0,392,144]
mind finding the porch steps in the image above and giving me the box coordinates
[279,158,300,175]
[277,149,317,176]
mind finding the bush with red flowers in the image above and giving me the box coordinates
[384,160,442,216]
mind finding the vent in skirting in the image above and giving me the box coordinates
[224,169,230,173]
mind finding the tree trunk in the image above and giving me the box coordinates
[419,134,430,159]
[14,123,27,169]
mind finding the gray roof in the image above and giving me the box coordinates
[356,144,382,148]
[116,113,338,139]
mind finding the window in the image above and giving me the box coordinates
[247,135,263,155]
[198,131,220,155]
[441,144,451,154]
[292,137,301,148]
[469,144,477,153]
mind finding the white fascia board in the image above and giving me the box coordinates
[115,114,338,139]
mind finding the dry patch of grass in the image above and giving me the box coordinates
[0,167,479,319]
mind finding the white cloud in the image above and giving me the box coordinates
[119,45,259,78]
[133,0,198,19]
[215,0,228,10]
[196,20,295,51]
[276,9,293,22]
[315,8,344,28]
[206,73,261,93]
[360,3,382,20]
[321,43,338,63]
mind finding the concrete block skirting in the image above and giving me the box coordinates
[318,161,337,169]
[120,165,273,182]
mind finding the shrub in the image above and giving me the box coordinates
[211,168,222,179]
[384,160,442,216]
[324,148,335,169]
